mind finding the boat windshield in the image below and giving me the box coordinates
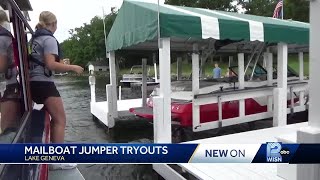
[229,63,267,80]
[129,65,151,74]
[273,64,299,77]
[229,63,298,80]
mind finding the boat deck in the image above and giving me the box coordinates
[49,168,84,180]
[178,122,307,180]
[90,99,144,126]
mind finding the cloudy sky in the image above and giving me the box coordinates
[29,0,165,42]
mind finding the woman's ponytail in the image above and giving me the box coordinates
[35,21,46,30]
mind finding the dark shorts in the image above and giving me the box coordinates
[0,83,21,102]
[30,81,60,104]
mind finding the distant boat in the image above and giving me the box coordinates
[54,72,68,76]
[120,65,158,87]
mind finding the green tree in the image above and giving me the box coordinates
[237,0,278,17]
[165,0,237,11]
[238,0,309,22]
[61,12,117,66]
[166,0,309,22]
[284,0,309,22]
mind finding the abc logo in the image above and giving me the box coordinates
[280,148,290,156]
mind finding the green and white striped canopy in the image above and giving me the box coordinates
[106,0,309,51]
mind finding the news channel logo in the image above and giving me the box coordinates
[266,142,290,162]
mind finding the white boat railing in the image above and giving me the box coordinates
[192,82,308,132]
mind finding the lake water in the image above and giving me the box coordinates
[55,76,156,180]
[55,75,307,180]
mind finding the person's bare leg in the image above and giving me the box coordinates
[0,101,20,132]
[44,97,77,170]
[44,97,66,143]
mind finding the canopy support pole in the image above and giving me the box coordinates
[192,44,200,130]
[109,51,118,118]
[153,38,171,143]
[278,2,320,178]
[299,52,305,106]
[299,52,304,81]
[142,58,147,107]
[105,51,117,128]
[238,53,245,117]
[307,0,320,129]
[273,43,287,127]
[263,55,267,68]
[177,57,182,80]
[153,53,158,83]
[266,52,273,112]
[88,65,96,103]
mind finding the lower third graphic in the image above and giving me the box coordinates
[266,142,282,162]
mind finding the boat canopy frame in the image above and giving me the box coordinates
[102,0,310,137]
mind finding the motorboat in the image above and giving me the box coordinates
[120,65,158,87]
[129,62,308,127]
[54,72,68,76]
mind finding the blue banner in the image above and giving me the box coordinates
[0,144,197,163]
[0,143,319,163]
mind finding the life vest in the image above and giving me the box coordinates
[0,26,19,80]
[29,28,62,77]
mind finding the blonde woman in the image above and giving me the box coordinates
[29,11,83,170]
[0,10,21,141]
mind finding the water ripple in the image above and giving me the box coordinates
[56,76,156,180]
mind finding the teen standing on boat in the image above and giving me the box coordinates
[29,11,83,169]
[0,10,21,139]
